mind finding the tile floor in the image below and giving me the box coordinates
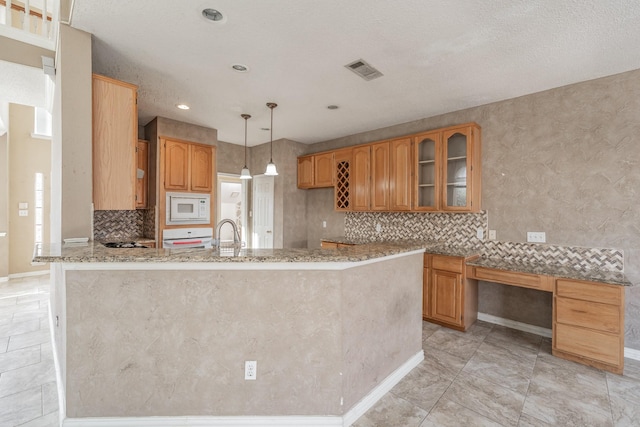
[0,274,58,427]
[354,320,640,427]
[2,275,640,427]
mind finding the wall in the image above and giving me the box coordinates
[250,138,308,248]
[51,24,92,242]
[306,68,640,348]
[8,104,51,274]
[0,133,7,279]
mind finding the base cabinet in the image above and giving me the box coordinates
[553,278,624,374]
[423,254,478,331]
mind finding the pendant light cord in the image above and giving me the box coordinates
[241,113,251,167]
[267,103,277,162]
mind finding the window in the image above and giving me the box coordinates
[34,172,44,244]
[33,107,52,138]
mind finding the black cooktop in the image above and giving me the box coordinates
[103,242,148,248]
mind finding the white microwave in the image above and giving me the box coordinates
[166,192,211,225]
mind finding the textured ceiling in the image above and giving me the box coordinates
[0,60,47,108]
[70,0,640,146]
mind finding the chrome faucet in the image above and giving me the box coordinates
[215,219,241,247]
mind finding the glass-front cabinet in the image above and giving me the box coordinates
[414,132,441,211]
[413,123,481,212]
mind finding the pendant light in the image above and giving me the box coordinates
[239,113,252,180]
[264,102,278,176]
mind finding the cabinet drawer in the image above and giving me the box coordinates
[471,267,553,292]
[320,241,338,249]
[554,323,621,366]
[556,279,622,305]
[556,297,621,333]
[431,255,463,273]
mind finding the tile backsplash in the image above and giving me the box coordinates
[345,212,623,272]
[94,209,155,241]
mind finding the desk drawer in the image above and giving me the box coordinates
[556,297,621,333]
[556,279,622,305]
[554,323,621,366]
[431,255,463,273]
[471,267,553,292]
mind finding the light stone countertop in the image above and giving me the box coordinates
[33,240,431,264]
[466,256,632,287]
[322,236,631,286]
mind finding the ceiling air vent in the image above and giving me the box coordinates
[344,59,383,81]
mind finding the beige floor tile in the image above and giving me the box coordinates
[42,381,59,415]
[517,412,553,426]
[352,393,428,427]
[7,328,51,352]
[0,359,56,398]
[0,318,41,339]
[443,372,526,426]
[0,345,41,373]
[485,325,543,352]
[420,399,504,427]
[390,361,453,412]
[16,411,60,427]
[422,346,469,380]
[0,386,43,427]
[424,328,484,360]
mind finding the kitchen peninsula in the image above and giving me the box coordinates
[35,242,427,426]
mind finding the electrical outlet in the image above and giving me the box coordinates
[375,223,382,233]
[488,230,497,240]
[527,232,546,243]
[245,360,257,380]
[322,220,327,228]
[476,227,484,240]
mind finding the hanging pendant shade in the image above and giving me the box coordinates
[240,113,252,180]
[264,102,278,176]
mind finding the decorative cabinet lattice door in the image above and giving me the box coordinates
[334,148,352,211]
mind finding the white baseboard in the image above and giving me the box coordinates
[342,350,424,426]
[625,347,640,361]
[478,313,640,362]
[64,416,343,426]
[0,277,7,283]
[478,312,552,338]
[62,350,425,427]
[8,270,49,279]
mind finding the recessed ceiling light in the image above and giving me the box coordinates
[327,105,339,110]
[232,64,249,72]
[176,104,190,110]
[202,8,224,22]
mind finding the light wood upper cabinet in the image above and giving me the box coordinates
[163,138,214,193]
[297,155,314,189]
[414,123,481,212]
[352,146,371,211]
[164,140,189,191]
[334,148,352,211]
[191,144,213,192]
[314,152,334,187]
[390,137,412,211]
[370,141,390,211]
[297,153,333,189]
[92,74,138,210]
[136,140,148,209]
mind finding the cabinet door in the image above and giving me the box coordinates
[334,148,352,211]
[164,140,189,191]
[390,137,412,211]
[442,127,473,211]
[413,131,441,211]
[430,269,462,326]
[191,144,213,192]
[423,267,430,318]
[352,146,370,211]
[370,141,390,211]
[297,156,314,188]
[135,140,148,209]
[92,74,137,210]
[314,152,334,187]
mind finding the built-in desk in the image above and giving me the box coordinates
[464,257,629,374]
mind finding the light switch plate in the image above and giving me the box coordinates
[18,210,28,217]
[488,230,497,240]
[19,202,28,209]
[476,227,484,240]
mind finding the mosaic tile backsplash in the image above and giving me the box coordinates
[94,210,154,241]
[345,212,624,272]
